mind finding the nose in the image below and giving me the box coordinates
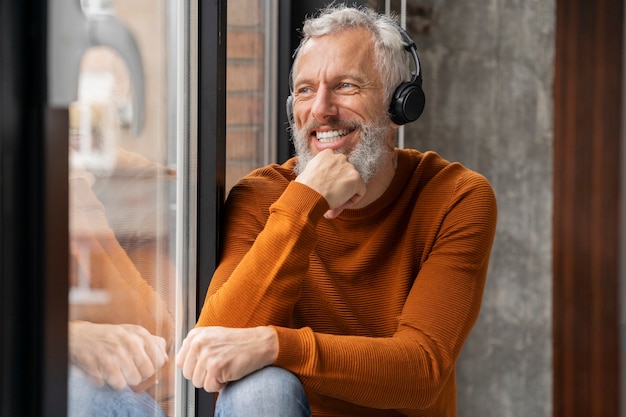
[310,87,338,122]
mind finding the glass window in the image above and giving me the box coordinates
[66,0,196,416]
[60,0,276,412]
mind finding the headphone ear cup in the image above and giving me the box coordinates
[286,95,294,125]
[389,81,425,125]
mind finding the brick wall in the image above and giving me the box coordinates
[226,0,267,192]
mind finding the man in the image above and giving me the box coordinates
[177,4,497,416]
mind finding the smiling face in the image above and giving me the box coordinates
[290,28,396,182]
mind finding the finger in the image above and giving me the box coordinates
[72,352,106,385]
[99,358,129,390]
[179,328,206,379]
[139,335,167,375]
[77,363,106,388]
[191,358,209,389]
[108,337,145,387]
[204,375,227,393]
[87,374,106,388]
[181,348,199,382]
[202,364,227,393]
[116,340,150,387]
[175,340,189,369]
[324,187,366,219]
[152,335,169,367]
[130,349,157,383]
[115,325,163,384]
[176,331,195,369]
[324,207,344,219]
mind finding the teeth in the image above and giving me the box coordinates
[316,129,349,143]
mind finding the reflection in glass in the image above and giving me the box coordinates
[66,1,178,416]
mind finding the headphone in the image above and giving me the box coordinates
[286,24,425,126]
[389,25,426,125]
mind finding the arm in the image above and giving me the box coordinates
[180,153,363,390]
[273,172,497,409]
[70,175,173,340]
[181,154,496,410]
[196,150,364,329]
[196,182,333,329]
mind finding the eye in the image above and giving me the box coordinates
[336,82,359,94]
[295,85,312,95]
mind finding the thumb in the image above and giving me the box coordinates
[324,207,344,219]
[323,190,366,219]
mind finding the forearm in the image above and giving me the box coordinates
[273,326,455,410]
[197,182,329,328]
[70,177,174,340]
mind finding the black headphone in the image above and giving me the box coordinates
[389,25,426,125]
[286,25,425,126]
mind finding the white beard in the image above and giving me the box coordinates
[292,115,392,184]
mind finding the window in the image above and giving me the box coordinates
[66,1,196,415]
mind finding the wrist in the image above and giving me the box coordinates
[256,326,279,366]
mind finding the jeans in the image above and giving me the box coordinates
[68,366,167,417]
[215,366,312,417]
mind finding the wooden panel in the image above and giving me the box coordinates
[553,0,623,416]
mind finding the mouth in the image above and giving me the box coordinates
[314,128,355,143]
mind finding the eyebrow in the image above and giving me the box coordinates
[293,72,370,90]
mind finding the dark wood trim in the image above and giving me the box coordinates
[553,0,623,416]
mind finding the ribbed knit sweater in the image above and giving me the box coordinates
[197,148,497,416]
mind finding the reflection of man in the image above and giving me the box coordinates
[68,147,176,417]
[177,4,497,417]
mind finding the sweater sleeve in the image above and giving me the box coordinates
[69,175,174,342]
[196,179,330,328]
[272,170,497,411]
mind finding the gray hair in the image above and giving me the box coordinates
[292,4,412,105]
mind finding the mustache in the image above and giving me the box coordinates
[300,117,362,133]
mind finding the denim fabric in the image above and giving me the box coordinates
[215,366,311,417]
[68,366,167,417]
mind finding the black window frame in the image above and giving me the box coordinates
[1,0,69,416]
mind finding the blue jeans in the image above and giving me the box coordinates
[215,366,311,417]
[68,366,167,417]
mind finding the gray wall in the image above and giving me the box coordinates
[377,1,555,415]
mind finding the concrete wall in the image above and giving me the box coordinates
[378,1,555,415]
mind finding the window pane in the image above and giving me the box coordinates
[66,1,194,416]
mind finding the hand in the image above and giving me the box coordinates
[176,326,278,393]
[295,149,366,218]
[69,321,168,390]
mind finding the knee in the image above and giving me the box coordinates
[68,367,166,417]
[220,366,303,404]
[216,366,309,417]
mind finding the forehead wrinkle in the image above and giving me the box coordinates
[293,30,378,90]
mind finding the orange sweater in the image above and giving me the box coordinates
[197,149,497,417]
